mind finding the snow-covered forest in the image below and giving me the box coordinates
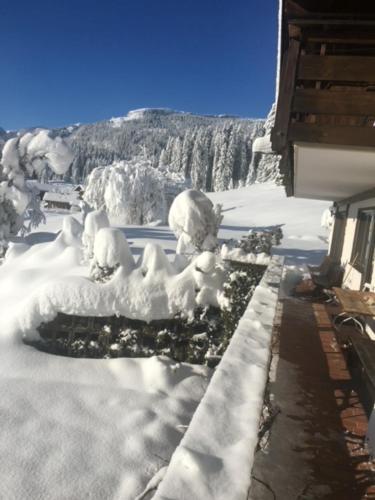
[1,108,280,191]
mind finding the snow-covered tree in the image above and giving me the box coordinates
[84,158,187,225]
[191,129,210,191]
[0,130,73,255]
[168,189,223,252]
[248,104,281,185]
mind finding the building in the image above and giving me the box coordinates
[43,189,82,211]
[271,0,375,292]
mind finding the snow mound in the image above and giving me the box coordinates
[221,244,271,265]
[169,190,222,251]
[1,216,225,339]
[82,209,110,257]
[93,227,134,271]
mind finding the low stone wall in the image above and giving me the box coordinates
[153,256,284,500]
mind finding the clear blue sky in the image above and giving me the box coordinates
[0,0,278,130]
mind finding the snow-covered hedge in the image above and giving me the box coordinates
[12,211,228,340]
[83,158,187,225]
[221,226,283,264]
[154,256,284,500]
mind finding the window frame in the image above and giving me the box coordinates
[351,207,375,281]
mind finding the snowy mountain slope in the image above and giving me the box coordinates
[1,108,279,190]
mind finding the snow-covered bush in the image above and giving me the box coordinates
[221,226,283,264]
[82,209,110,260]
[83,158,187,225]
[90,227,135,281]
[0,130,73,255]
[169,189,223,253]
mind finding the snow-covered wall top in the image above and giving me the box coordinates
[154,256,284,500]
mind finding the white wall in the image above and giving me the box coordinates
[336,197,375,290]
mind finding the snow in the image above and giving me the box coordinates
[221,244,271,265]
[84,159,186,225]
[0,347,210,500]
[110,108,177,127]
[93,227,135,270]
[169,189,221,251]
[208,183,331,266]
[26,131,74,175]
[82,209,110,257]
[0,222,211,499]
[252,134,273,154]
[0,182,332,498]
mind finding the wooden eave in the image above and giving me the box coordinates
[272,0,375,196]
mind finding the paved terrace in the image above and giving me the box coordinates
[249,277,375,500]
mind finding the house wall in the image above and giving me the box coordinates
[330,197,375,291]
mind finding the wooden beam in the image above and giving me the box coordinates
[289,122,375,147]
[337,187,375,207]
[293,88,375,115]
[289,18,375,27]
[279,145,295,197]
[298,55,375,82]
[271,39,301,152]
[305,32,375,45]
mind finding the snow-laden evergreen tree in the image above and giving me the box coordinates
[190,129,210,191]
[181,128,196,178]
[170,136,182,172]
[247,104,281,184]
[0,130,73,255]
[212,126,233,192]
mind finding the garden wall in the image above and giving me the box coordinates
[153,255,284,500]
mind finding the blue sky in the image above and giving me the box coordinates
[0,0,278,129]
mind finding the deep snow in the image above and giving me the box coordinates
[37,183,329,263]
[0,182,331,499]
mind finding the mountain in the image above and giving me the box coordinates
[1,107,280,192]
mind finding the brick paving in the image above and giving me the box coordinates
[249,289,375,500]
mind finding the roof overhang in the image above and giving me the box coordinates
[272,0,375,200]
[294,142,375,201]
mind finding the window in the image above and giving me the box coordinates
[351,208,375,284]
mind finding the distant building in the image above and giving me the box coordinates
[43,190,82,211]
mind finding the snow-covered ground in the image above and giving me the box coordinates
[208,183,330,265]
[0,182,331,499]
[32,183,329,262]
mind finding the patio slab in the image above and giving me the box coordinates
[249,286,375,499]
